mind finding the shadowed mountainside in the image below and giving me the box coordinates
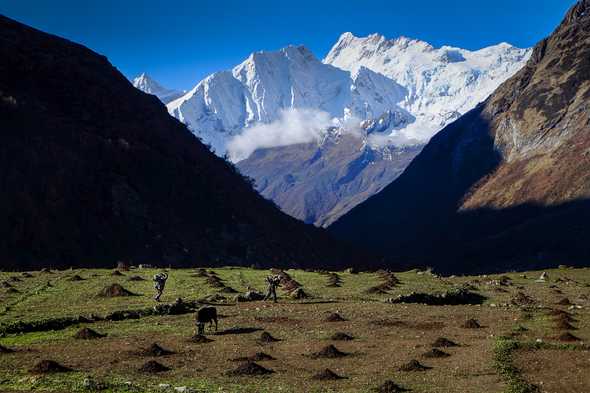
[0,15,358,270]
[330,0,590,273]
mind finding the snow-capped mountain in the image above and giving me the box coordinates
[132,73,184,104]
[165,35,531,226]
[167,45,412,155]
[324,33,532,142]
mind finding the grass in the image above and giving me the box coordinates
[0,266,589,392]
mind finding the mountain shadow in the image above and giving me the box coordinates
[0,15,358,270]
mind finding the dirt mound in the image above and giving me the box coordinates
[365,286,389,294]
[9,276,22,282]
[206,276,225,288]
[556,297,572,305]
[511,292,536,306]
[98,284,135,297]
[127,275,145,281]
[145,343,174,356]
[282,279,302,292]
[139,360,170,373]
[5,288,19,294]
[422,348,450,358]
[374,380,409,392]
[258,332,280,343]
[67,275,85,281]
[30,360,72,374]
[325,313,346,322]
[111,270,125,276]
[1,281,12,288]
[330,332,354,341]
[0,345,14,354]
[432,337,458,347]
[399,359,431,371]
[219,286,238,294]
[190,335,214,344]
[557,332,581,342]
[462,319,481,329]
[309,345,348,359]
[215,327,263,336]
[554,320,577,330]
[231,352,275,362]
[290,288,311,299]
[312,368,346,380]
[227,362,274,376]
[193,269,208,277]
[74,328,106,339]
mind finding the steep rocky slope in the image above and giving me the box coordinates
[0,15,352,270]
[331,0,590,273]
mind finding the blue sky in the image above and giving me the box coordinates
[0,0,577,90]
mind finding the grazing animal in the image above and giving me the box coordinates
[195,306,218,335]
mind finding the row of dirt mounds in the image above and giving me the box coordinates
[98,283,136,297]
[258,331,281,344]
[139,360,170,373]
[330,332,354,341]
[30,360,72,374]
[312,368,346,380]
[398,359,431,372]
[73,327,106,339]
[308,345,348,359]
[202,270,239,294]
[387,288,486,305]
[226,361,274,376]
[374,380,409,392]
[324,272,343,288]
[432,337,459,347]
[231,352,275,362]
[372,270,402,293]
[548,308,583,341]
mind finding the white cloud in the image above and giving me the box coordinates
[227,108,333,162]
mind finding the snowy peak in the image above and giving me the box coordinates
[132,73,184,104]
[324,32,531,142]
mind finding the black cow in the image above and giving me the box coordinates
[195,306,218,335]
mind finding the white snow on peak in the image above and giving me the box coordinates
[324,32,532,142]
[167,45,412,155]
[132,73,184,104]
[166,34,530,158]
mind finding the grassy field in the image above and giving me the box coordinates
[0,266,589,393]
